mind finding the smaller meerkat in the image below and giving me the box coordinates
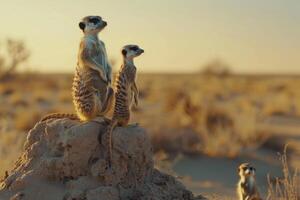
[237,163,262,200]
[103,44,144,168]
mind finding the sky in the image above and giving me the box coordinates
[0,0,299,74]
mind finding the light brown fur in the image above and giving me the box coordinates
[41,16,114,122]
[73,16,114,121]
[237,163,262,200]
[103,45,144,168]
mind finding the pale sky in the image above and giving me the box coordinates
[0,0,299,73]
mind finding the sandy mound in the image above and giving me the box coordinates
[0,119,206,200]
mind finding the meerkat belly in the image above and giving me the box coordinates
[89,69,108,102]
[114,89,130,117]
[72,67,96,117]
[114,79,130,119]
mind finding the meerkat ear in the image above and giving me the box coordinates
[122,49,127,56]
[79,22,85,31]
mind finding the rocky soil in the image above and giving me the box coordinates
[0,118,206,200]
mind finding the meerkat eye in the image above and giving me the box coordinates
[89,18,100,24]
[130,46,139,51]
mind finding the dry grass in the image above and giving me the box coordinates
[0,118,25,178]
[140,75,273,158]
[267,147,299,200]
[0,73,300,175]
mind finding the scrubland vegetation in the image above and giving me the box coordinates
[0,72,299,198]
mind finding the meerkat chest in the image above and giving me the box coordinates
[116,72,130,91]
[98,41,106,53]
[80,38,107,59]
[241,177,255,194]
[115,69,133,98]
[89,41,104,57]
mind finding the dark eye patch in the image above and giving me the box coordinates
[89,18,100,24]
[79,22,85,31]
[122,49,127,56]
[129,46,139,51]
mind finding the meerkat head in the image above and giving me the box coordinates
[79,16,107,35]
[238,163,256,178]
[121,45,144,60]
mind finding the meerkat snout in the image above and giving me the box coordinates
[239,163,256,177]
[122,45,144,58]
[245,167,255,175]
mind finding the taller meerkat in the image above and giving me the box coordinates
[103,45,144,168]
[73,15,114,121]
[41,16,114,122]
[237,163,262,200]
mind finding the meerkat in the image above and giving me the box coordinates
[41,15,114,122]
[237,163,262,200]
[103,44,144,168]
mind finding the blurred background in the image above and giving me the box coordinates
[0,0,299,199]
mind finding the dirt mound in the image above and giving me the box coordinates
[0,119,206,200]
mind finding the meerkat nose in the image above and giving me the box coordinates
[140,49,144,53]
[103,21,107,26]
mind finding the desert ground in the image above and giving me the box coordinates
[0,73,299,199]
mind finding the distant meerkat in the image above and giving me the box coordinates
[237,163,262,200]
[41,15,114,122]
[103,44,144,168]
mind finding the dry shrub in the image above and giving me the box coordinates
[0,118,25,176]
[187,102,267,158]
[161,84,270,158]
[151,128,200,155]
[0,39,30,81]
[204,108,234,133]
[32,90,50,104]
[200,126,241,158]
[0,86,14,96]
[194,106,240,158]
[58,90,72,103]
[164,87,187,112]
[8,92,27,107]
[261,93,294,117]
[267,147,299,200]
[200,59,232,77]
[14,110,42,131]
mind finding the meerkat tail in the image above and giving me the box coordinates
[103,119,118,168]
[40,113,79,122]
